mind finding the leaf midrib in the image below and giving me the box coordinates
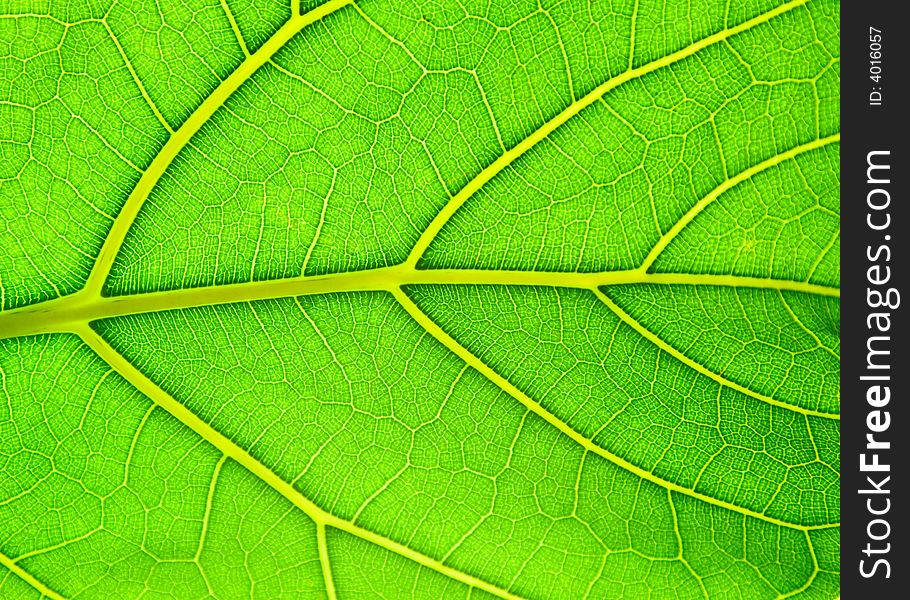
[4,0,830,336]
[0,267,837,333]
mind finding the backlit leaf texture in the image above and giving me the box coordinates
[0,0,839,598]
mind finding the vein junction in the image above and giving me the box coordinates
[0,0,836,517]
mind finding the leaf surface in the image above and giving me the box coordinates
[0,0,839,598]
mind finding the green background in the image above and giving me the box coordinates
[0,0,839,597]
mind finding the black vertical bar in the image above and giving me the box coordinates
[841,0,907,595]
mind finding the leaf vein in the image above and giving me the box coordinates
[638,134,841,272]
[592,287,838,419]
[404,0,811,267]
[75,324,524,600]
[318,523,337,600]
[101,19,175,134]
[392,287,837,529]
[0,550,67,600]
[0,269,839,341]
[82,0,353,296]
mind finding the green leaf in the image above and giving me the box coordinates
[0,0,839,598]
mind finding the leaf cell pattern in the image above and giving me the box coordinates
[0,0,839,598]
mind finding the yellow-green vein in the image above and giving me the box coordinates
[778,290,839,360]
[392,287,838,528]
[667,490,709,600]
[592,288,838,419]
[404,0,809,267]
[0,551,66,600]
[0,268,838,341]
[777,531,821,599]
[74,325,524,600]
[82,0,353,296]
[318,523,337,600]
[639,133,841,272]
[101,20,174,135]
[195,455,227,562]
[219,0,250,57]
